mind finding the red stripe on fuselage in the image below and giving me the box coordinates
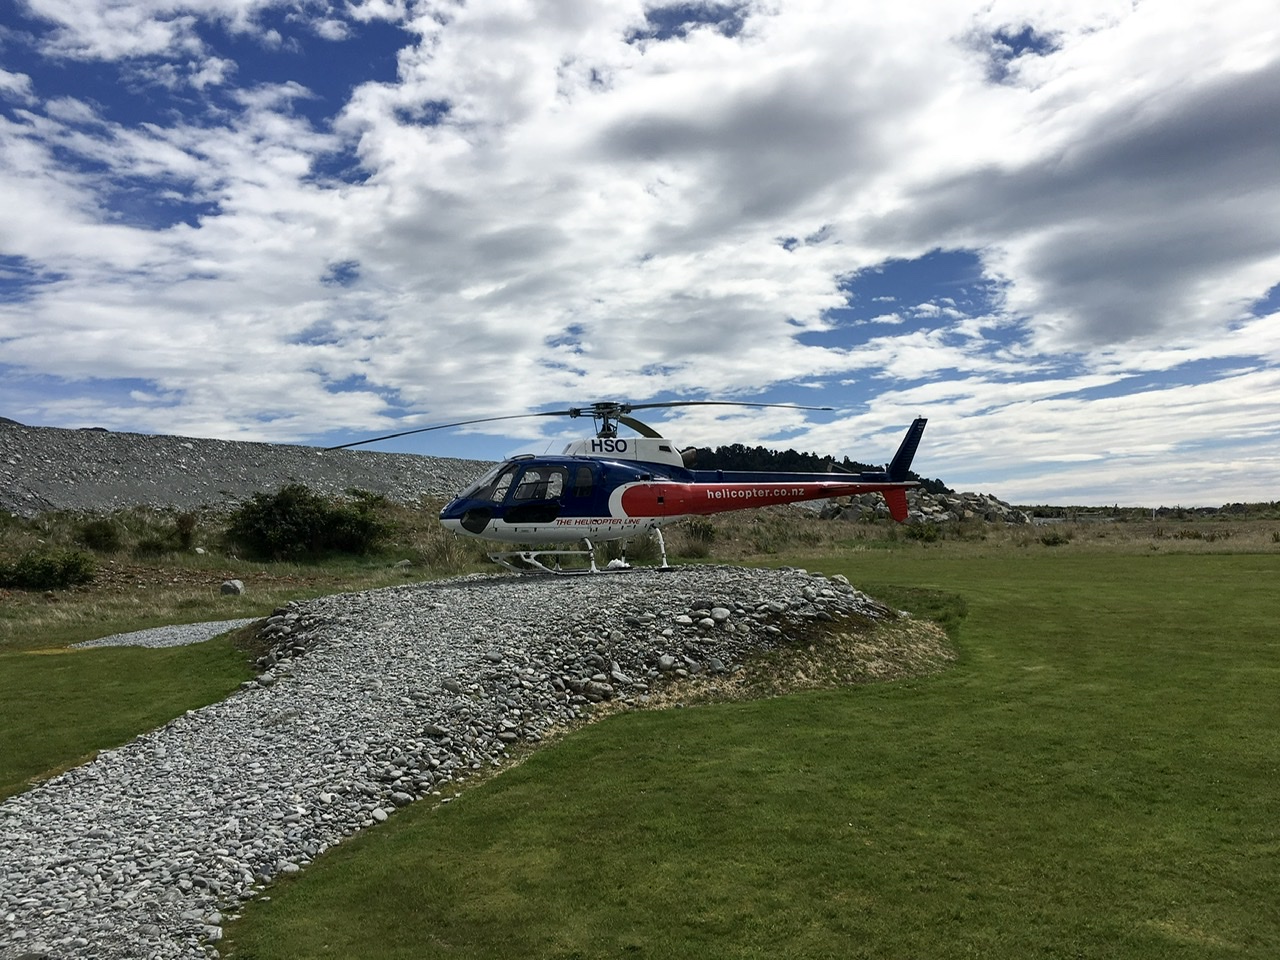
[617,481,910,517]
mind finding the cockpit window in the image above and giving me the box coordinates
[511,466,566,501]
[492,468,517,501]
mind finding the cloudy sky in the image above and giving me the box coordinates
[2,0,1278,505]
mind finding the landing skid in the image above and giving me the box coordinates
[488,530,672,576]
[488,548,607,576]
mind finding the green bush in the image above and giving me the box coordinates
[77,518,122,552]
[132,535,174,558]
[225,485,391,560]
[174,512,198,550]
[0,550,96,589]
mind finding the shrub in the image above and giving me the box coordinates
[1039,530,1072,547]
[605,532,662,564]
[684,517,717,545]
[906,522,940,543]
[77,518,122,552]
[132,535,174,558]
[417,533,468,569]
[0,550,96,589]
[174,512,198,550]
[225,485,391,560]
[1174,528,1231,543]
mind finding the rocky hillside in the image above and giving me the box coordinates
[0,423,493,517]
[1,421,1030,523]
[819,489,1032,525]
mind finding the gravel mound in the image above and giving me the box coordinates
[0,565,950,960]
[0,423,493,516]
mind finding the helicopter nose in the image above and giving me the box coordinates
[460,506,492,533]
[440,498,493,534]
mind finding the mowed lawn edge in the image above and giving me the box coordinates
[224,550,1280,959]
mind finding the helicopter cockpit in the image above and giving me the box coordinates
[444,457,607,533]
[455,458,599,502]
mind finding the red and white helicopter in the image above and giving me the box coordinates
[331,401,926,573]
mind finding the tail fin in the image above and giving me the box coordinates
[883,488,909,522]
[888,417,927,482]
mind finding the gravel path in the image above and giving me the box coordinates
[0,565,939,960]
[72,622,261,650]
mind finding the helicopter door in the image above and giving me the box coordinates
[458,464,519,533]
[502,465,567,524]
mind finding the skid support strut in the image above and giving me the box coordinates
[487,531,673,575]
[487,538,599,575]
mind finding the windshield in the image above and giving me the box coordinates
[457,461,578,503]
[456,462,513,500]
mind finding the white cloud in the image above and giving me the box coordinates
[22,0,307,59]
[346,0,408,23]
[0,69,37,103]
[313,18,350,41]
[2,0,1279,503]
[190,55,236,88]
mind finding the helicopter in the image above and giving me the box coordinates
[329,401,927,574]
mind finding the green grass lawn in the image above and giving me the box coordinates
[3,537,1277,958]
[223,548,1280,959]
[0,637,255,799]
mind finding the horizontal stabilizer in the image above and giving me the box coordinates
[883,488,909,522]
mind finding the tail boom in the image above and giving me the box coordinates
[616,479,917,519]
[611,417,927,523]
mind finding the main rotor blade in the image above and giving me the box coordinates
[324,411,568,451]
[619,400,834,414]
[325,400,835,451]
[617,414,665,438]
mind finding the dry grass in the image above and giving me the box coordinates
[665,507,1280,560]
[634,616,956,712]
[0,498,496,651]
[4,500,1276,654]
[0,555,478,652]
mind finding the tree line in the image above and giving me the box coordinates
[689,444,951,494]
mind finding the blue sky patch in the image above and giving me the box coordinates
[1067,357,1257,403]
[981,24,1061,83]
[833,250,993,324]
[191,12,406,125]
[100,180,220,230]
[0,256,67,303]
[0,369,170,427]
[321,260,361,287]
[1249,281,1280,316]
[629,3,748,42]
